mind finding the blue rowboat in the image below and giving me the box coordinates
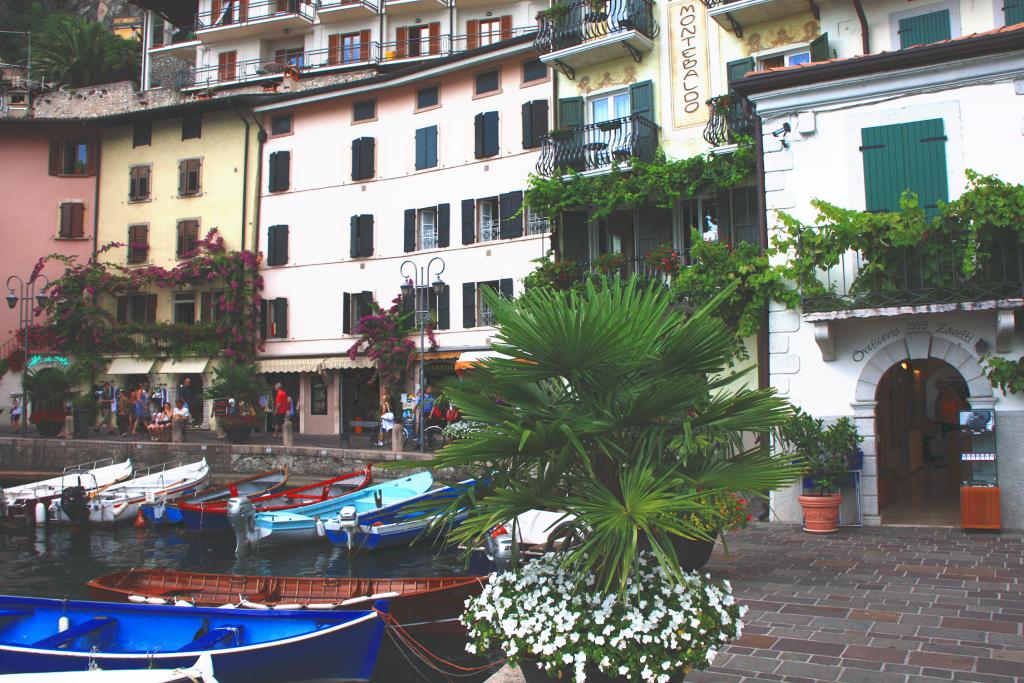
[0,595,386,683]
[240,472,433,548]
[140,469,289,527]
[323,479,475,552]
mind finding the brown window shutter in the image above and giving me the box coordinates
[59,203,72,238]
[71,202,85,238]
[201,292,213,322]
[85,139,97,175]
[49,141,61,175]
[145,294,157,323]
[211,0,222,23]
[328,34,341,65]
[467,20,479,49]
[359,29,371,61]
[239,0,248,22]
[139,225,149,261]
[129,167,137,200]
[396,27,408,58]
[500,15,513,40]
[428,22,441,55]
[116,297,128,323]
[178,160,187,195]
[218,51,237,81]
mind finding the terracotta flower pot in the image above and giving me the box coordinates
[798,493,842,534]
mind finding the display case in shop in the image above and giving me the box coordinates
[958,409,1000,530]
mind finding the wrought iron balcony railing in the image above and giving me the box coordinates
[536,114,658,177]
[800,244,1024,313]
[703,93,756,147]
[534,0,657,55]
[195,0,316,32]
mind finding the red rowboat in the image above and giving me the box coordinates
[176,466,373,531]
[86,568,485,635]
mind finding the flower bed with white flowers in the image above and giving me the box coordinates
[462,552,746,682]
[442,420,483,441]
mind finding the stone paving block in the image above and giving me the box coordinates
[775,660,842,679]
[941,617,1019,634]
[721,655,782,674]
[842,645,908,664]
[772,638,845,657]
[919,668,955,679]
[907,651,975,670]
[836,667,908,682]
[976,657,1024,677]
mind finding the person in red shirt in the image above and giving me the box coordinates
[272,383,288,437]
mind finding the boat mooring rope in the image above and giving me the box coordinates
[374,608,505,678]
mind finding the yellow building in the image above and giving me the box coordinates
[94,100,261,420]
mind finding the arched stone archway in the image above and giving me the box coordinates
[849,333,995,525]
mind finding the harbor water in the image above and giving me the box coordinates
[0,518,493,682]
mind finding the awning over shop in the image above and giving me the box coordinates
[105,357,157,375]
[454,350,513,373]
[156,358,211,375]
[256,356,373,374]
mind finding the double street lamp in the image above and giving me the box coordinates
[399,256,445,452]
[6,274,50,437]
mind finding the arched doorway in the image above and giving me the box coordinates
[875,359,967,525]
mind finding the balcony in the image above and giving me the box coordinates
[317,0,379,19]
[534,0,657,72]
[378,34,451,63]
[383,0,450,16]
[195,0,316,42]
[703,0,816,34]
[702,93,756,147]
[536,114,658,177]
[149,27,199,59]
[800,245,1024,315]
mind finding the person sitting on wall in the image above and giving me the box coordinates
[9,397,21,430]
[172,398,191,433]
[148,402,173,441]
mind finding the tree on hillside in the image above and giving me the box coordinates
[32,15,139,87]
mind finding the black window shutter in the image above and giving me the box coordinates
[415,128,426,170]
[350,216,360,258]
[484,111,499,157]
[426,126,437,168]
[521,102,533,150]
[343,292,352,334]
[145,294,158,323]
[461,198,476,245]
[499,278,513,299]
[260,299,268,339]
[437,203,450,248]
[532,100,549,146]
[351,138,362,180]
[403,209,416,252]
[273,298,288,338]
[277,151,290,191]
[360,214,374,256]
[278,225,288,264]
[267,225,278,264]
[499,191,524,239]
[474,113,485,158]
[359,291,373,319]
[268,152,278,191]
[437,284,450,330]
[359,137,375,179]
[116,296,128,323]
[462,282,476,328]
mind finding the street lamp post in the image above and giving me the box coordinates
[6,273,50,437]
[399,257,445,452]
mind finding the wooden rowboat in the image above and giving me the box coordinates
[140,468,289,526]
[86,568,485,635]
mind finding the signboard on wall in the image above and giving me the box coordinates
[669,0,711,129]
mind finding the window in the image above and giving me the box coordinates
[261,298,288,338]
[178,158,202,196]
[406,285,449,328]
[270,113,292,136]
[590,91,630,123]
[275,47,305,68]
[522,58,547,83]
[351,137,375,181]
[268,150,290,192]
[1006,0,1024,25]
[173,292,196,325]
[526,208,550,235]
[117,293,157,323]
[176,219,199,259]
[49,140,94,176]
[478,198,499,241]
[266,224,289,266]
[58,202,85,239]
[181,113,202,140]
[129,165,151,201]
[861,118,948,220]
[462,279,513,327]
[127,224,149,264]
[310,375,327,415]
[521,99,549,149]
[415,126,437,170]
[132,121,152,147]
[756,47,811,70]
[353,99,376,122]
[474,111,499,158]
[467,15,512,48]
[217,50,237,82]
[200,290,226,322]
[897,9,951,48]
[350,214,374,257]
[475,69,500,96]
[419,208,438,250]
[680,190,758,252]
[342,290,374,333]
[404,205,449,252]
[416,85,439,110]
[397,23,440,58]
[329,30,370,64]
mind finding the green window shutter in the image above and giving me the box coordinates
[359,214,374,256]
[628,80,654,122]
[437,203,450,248]
[810,32,830,62]
[1005,0,1024,26]
[342,291,351,334]
[349,216,360,258]
[273,298,288,338]
[726,57,754,89]
[436,285,450,330]
[462,282,476,328]
[557,97,584,128]
[415,126,437,169]
[860,119,948,220]
[898,10,951,48]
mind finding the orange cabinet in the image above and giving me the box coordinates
[960,486,1001,530]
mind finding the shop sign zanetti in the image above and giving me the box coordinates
[850,319,977,362]
[669,0,711,129]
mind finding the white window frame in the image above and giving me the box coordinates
[477,282,499,326]
[526,208,550,236]
[752,43,811,71]
[479,18,502,46]
[173,292,196,325]
[419,208,438,250]
[478,198,500,242]
[587,90,630,125]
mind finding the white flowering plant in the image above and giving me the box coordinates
[462,552,746,682]
[443,420,483,441]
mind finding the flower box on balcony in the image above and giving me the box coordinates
[596,120,621,132]
[547,128,574,141]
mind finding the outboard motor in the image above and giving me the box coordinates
[59,486,89,525]
[485,531,515,572]
[226,497,257,554]
[335,505,358,552]
[373,490,383,509]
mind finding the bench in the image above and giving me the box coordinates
[33,616,116,649]
[178,625,242,652]
[340,420,381,448]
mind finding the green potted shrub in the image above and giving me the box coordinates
[426,276,800,681]
[24,366,74,438]
[536,2,571,25]
[204,363,264,444]
[779,409,861,533]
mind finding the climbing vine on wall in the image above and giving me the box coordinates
[346,291,437,396]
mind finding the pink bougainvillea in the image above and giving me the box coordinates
[347,291,438,393]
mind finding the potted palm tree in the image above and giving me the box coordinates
[425,276,800,681]
[779,409,861,533]
[24,366,74,438]
[205,363,264,444]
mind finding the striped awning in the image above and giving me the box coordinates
[156,358,211,375]
[454,350,513,372]
[105,357,157,375]
[256,356,373,374]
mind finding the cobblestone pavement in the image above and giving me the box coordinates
[691,523,1024,683]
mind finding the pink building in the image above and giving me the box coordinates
[0,121,99,360]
